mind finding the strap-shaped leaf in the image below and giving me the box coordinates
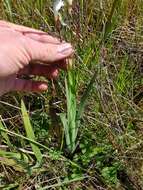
[21,100,42,163]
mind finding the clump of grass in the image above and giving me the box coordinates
[60,70,96,153]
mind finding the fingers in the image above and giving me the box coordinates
[0,20,45,34]
[13,79,48,92]
[24,33,61,44]
[0,20,74,63]
[12,60,69,93]
[24,37,74,63]
[18,64,59,78]
[0,20,60,44]
[55,59,70,70]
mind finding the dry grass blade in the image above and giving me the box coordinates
[39,176,87,190]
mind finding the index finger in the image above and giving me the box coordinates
[0,20,60,44]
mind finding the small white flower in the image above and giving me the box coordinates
[53,0,73,25]
[53,0,67,26]
[53,0,64,15]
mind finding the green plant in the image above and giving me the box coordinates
[60,69,96,153]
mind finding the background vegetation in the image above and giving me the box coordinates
[0,0,143,189]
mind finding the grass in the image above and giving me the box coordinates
[0,0,143,189]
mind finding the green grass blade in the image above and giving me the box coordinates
[66,72,77,152]
[104,0,122,39]
[60,113,71,149]
[0,118,11,147]
[21,100,42,163]
[77,72,96,123]
[2,0,13,20]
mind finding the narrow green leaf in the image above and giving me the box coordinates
[104,0,122,39]
[60,113,71,149]
[0,118,11,147]
[77,72,96,123]
[66,72,77,152]
[2,0,13,20]
[21,100,42,163]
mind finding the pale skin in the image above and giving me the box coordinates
[0,20,74,96]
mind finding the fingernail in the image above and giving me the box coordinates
[58,43,73,55]
[52,69,59,78]
[39,83,48,91]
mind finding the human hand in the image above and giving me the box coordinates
[0,21,73,96]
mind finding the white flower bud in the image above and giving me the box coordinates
[53,0,64,20]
